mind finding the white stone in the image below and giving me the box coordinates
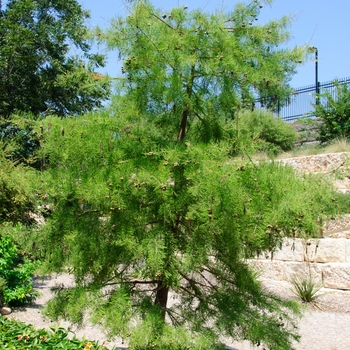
[304,238,346,263]
[321,263,350,290]
[272,238,304,262]
[252,259,322,283]
[346,240,350,263]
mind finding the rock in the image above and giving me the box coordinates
[304,238,347,263]
[322,263,350,290]
[271,238,304,262]
[1,307,12,315]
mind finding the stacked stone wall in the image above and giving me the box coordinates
[256,152,350,290]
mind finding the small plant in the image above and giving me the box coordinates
[0,225,40,306]
[0,317,111,349]
[290,271,325,308]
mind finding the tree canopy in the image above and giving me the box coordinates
[102,0,304,142]
[36,111,338,350]
[0,0,110,118]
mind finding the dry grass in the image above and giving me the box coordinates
[269,138,350,161]
[324,138,350,153]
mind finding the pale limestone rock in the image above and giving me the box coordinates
[322,263,350,290]
[272,238,304,262]
[346,240,350,263]
[252,259,322,283]
[304,238,347,263]
[278,152,350,174]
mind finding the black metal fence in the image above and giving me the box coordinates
[255,77,350,122]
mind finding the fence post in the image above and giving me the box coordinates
[314,48,320,105]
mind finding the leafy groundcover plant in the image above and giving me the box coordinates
[0,226,40,307]
[0,317,111,349]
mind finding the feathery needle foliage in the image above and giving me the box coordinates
[18,1,341,349]
[34,111,340,350]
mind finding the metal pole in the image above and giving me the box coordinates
[315,48,319,105]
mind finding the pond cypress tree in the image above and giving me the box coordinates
[34,2,337,349]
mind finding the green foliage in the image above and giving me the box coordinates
[0,145,37,223]
[0,132,40,307]
[290,271,324,307]
[331,191,350,215]
[0,114,42,168]
[228,109,297,156]
[313,82,350,143]
[9,1,339,348]
[0,224,39,306]
[103,0,305,142]
[33,111,341,350]
[0,317,111,349]
[0,0,110,117]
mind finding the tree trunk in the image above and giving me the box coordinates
[155,280,169,321]
[177,65,195,141]
[177,106,189,141]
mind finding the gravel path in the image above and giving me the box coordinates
[6,274,350,350]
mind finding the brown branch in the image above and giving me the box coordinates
[151,13,176,31]
[202,266,237,286]
[128,279,159,284]
[180,285,205,303]
[177,65,195,141]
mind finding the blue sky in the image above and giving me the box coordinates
[79,0,349,89]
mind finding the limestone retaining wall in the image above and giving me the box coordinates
[254,237,350,290]
[254,152,350,290]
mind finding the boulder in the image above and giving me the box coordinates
[1,307,12,315]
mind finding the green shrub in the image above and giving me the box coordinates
[0,317,111,349]
[313,82,350,143]
[0,145,35,225]
[290,271,324,308]
[0,224,40,306]
[229,109,297,156]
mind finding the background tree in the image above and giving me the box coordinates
[0,0,110,118]
[102,0,304,143]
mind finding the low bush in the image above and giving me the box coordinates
[0,317,111,349]
[0,146,36,225]
[0,224,40,306]
[229,109,297,156]
[313,82,350,143]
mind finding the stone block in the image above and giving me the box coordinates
[272,238,304,262]
[304,238,346,263]
[321,263,350,290]
[252,260,321,282]
[346,240,350,263]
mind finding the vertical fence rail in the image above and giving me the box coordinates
[255,77,350,121]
